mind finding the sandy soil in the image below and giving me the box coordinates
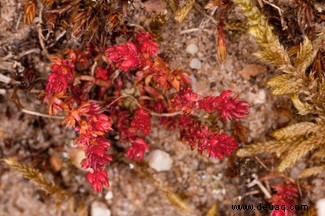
[0,0,324,216]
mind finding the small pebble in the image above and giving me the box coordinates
[317,198,325,216]
[91,201,111,216]
[290,167,301,179]
[189,74,197,91]
[68,148,87,171]
[254,89,266,104]
[189,58,201,70]
[105,190,113,201]
[186,44,198,55]
[147,150,173,172]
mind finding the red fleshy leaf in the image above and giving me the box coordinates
[90,113,112,132]
[207,133,237,159]
[126,137,150,161]
[170,88,199,114]
[84,144,112,170]
[51,59,74,81]
[46,73,68,93]
[199,90,250,120]
[134,30,158,57]
[86,170,109,192]
[130,108,151,135]
[106,42,140,72]
[179,116,238,158]
[95,67,111,81]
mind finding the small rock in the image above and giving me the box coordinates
[186,44,198,55]
[147,150,173,172]
[105,190,113,201]
[290,167,301,179]
[248,89,266,105]
[254,89,266,104]
[240,64,267,80]
[317,198,325,216]
[189,58,201,70]
[68,148,87,171]
[50,153,62,172]
[189,74,197,91]
[91,201,111,216]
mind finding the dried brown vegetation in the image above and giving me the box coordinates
[234,0,325,176]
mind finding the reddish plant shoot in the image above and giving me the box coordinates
[269,182,299,216]
[41,30,250,192]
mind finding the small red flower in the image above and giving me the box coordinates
[83,144,112,170]
[75,133,94,146]
[178,116,238,158]
[86,170,109,192]
[86,102,102,115]
[106,42,140,72]
[199,90,249,120]
[90,113,112,132]
[170,88,200,114]
[46,73,68,93]
[51,59,74,81]
[130,108,151,135]
[270,183,299,216]
[207,133,237,159]
[126,137,149,161]
[195,125,212,153]
[198,96,217,113]
[134,30,158,57]
[95,67,110,81]
[151,58,171,91]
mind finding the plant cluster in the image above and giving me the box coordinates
[232,0,325,177]
[269,182,299,216]
[23,0,128,44]
[40,30,249,191]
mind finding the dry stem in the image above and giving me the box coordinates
[21,108,64,119]
[37,4,51,60]
[101,94,182,117]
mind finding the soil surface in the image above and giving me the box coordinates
[0,0,324,216]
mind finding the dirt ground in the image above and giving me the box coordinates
[0,0,324,216]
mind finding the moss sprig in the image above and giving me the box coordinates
[233,0,325,175]
[2,158,72,206]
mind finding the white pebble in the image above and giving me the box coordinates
[189,74,197,91]
[254,89,266,104]
[105,190,113,201]
[317,198,325,216]
[186,44,198,55]
[290,167,300,179]
[189,58,201,70]
[91,201,111,216]
[68,148,87,171]
[147,150,173,172]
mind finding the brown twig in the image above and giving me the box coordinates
[18,48,41,58]
[101,94,182,117]
[79,75,94,82]
[180,28,213,34]
[247,174,272,199]
[262,0,287,30]
[37,4,51,60]
[255,156,271,171]
[90,61,98,76]
[194,3,218,24]
[21,108,64,119]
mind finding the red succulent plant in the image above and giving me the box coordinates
[42,30,249,192]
